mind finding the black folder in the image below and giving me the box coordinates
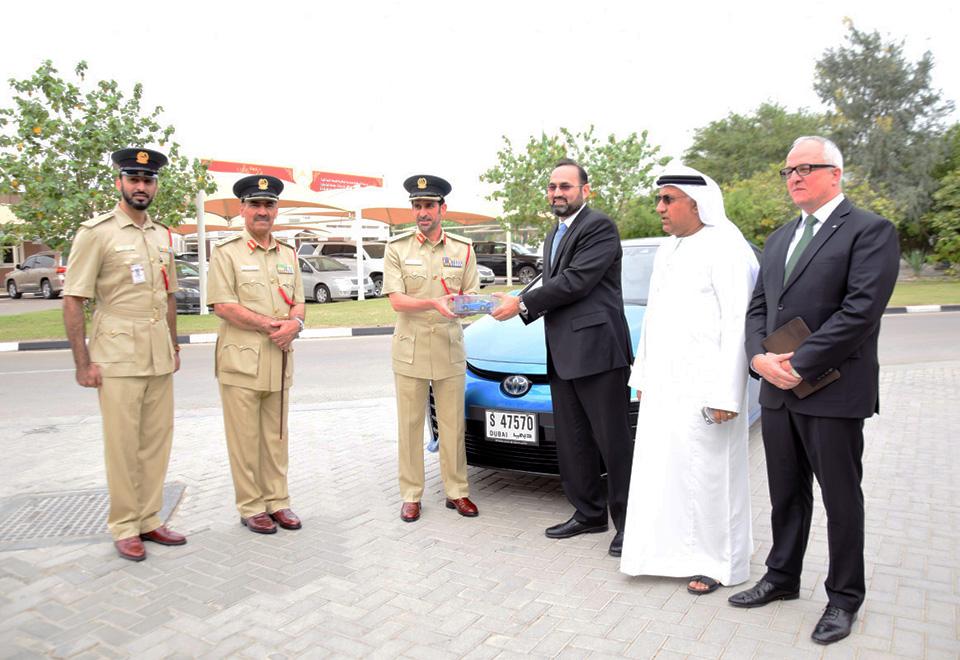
[762,317,840,399]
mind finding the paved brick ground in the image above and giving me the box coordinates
[1,361,957,659]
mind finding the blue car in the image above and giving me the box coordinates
[429,237,762,475]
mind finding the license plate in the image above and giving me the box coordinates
[485,409,538,445]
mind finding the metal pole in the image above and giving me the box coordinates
[355,210,365,301]
[506,228,513,286]
[196,190,209,315]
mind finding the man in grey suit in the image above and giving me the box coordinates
[493,158,634,557]
[730,136,899,644]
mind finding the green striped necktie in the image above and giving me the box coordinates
[784,215,818,284]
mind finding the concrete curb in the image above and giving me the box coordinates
[1,306,956,353]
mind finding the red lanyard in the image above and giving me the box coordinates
[160,226,173,291]
[277,243,297,308]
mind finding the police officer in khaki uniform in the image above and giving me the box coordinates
[63,148,187,562]
[207,175,305,534]
[382,175,480,523]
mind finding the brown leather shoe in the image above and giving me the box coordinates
[241,512,277,534]
[140,525,187,546]
[400,502,420,522]
[269,509,302,530]
[115,536,146,562]
[445,497,479,517]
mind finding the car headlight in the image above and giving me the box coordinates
[180,287,199,295]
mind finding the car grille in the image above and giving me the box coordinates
[428,388,639,477]
[466,362,550,385]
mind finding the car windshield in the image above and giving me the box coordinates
[176,261,200,278]
[517,243,658,306]
[512,244,533,255]
[621,245,657,305]
[305,256,349,272]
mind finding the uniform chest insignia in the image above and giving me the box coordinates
[276,264,294,274]
[158,245,171,253]
[114,244,136,252]
[443,257,463,268]
[241,265,259,271]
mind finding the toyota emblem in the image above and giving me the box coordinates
[501,374,531,397]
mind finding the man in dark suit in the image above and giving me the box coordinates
[493,158,634,557]
[730,136,899,644]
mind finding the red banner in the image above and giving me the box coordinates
[309,170,383,192]
[202,160,297,184]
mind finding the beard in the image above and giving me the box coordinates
[122,189,153,211]
[551,193,583,218]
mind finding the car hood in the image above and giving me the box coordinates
[465,304,647,375]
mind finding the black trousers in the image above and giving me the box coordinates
[761,406,866,612]
[548,360,634,532]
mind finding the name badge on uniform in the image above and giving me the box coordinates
[443,257,463,268]
[241,265,259,271]
[277,264,294,275]
[129,263,146,284]
[115,245,136,252]
[405,259,422,265]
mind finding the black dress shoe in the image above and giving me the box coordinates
[545,517,608,539]
[728,579,800,608]
[608,532,624,557]
[811,606,856,644]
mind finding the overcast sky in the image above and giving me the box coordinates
[2,0,957,213]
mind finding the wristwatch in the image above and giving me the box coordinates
[294,318,304,334]
[517,296,528,315]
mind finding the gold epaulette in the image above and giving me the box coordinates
[215,234,244,247]
[80,212,116,228]
[387,230,415,243]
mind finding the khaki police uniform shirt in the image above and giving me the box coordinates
[63,204,179,377]
[382,230,479,380]
[207,229,304,392]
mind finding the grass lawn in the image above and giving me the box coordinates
[2,281,957,344]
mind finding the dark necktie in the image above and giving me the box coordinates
[550,222,568,266]
[784,215,818,284]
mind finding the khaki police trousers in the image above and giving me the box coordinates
[394,372,468,503]
[99,373,174,541]
[218,383,290,518]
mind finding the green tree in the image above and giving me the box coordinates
[0,60,216,252]
[480,126,670,240]
[723,166,795,248]
[684,103,826,185]
[814,21,954,231]
[925,168,960,266]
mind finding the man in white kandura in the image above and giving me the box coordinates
[620,165,759,595]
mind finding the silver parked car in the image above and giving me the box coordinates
[301,241,387,298]
[6,251,66,299]
[299,256,375,303]
[477,264,495,288]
